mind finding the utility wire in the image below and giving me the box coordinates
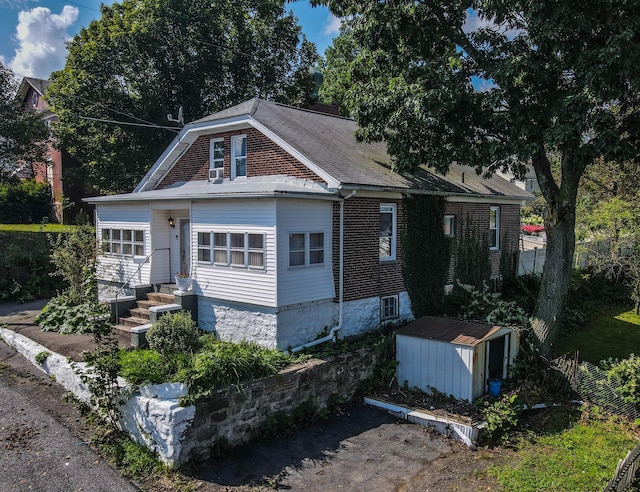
[78,116,180,132]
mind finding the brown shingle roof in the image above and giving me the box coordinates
[397,316,503,346]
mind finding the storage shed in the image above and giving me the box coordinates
[396,317,520,402]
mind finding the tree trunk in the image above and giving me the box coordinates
[531,205,576,356]
[530,150,582,356]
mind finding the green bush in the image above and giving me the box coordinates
[606,354,640,406]
[0,231,64,302]
[118,350,173,385]
[177,337,300,400]
[480,391,524,445]
[0,179,51,224]
[456,282,530,328]
[147,311,202,355]
[36,294,108,334]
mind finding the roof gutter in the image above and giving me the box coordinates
[290,189,357,353]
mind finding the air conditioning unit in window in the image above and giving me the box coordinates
[209,167,223,183]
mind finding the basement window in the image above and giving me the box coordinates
[380,294,399,320]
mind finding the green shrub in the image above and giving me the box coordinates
[36,294,109,334]
[147,311,202,355]
[118,350,173,385]
[480,391,524,445]
[0,179,51,224]
[177,337,300,399]
[607,354,640,406]
[97,432,161,480]
[456,282,530,328]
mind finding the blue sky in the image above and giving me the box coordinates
[0,0,340,80]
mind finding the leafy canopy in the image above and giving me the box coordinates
[47,0,318,194]
[319,0,640,352]
[0,63,48,181]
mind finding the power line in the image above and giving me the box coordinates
[78,116,180,132]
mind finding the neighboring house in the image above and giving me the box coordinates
[18,77,91,223]
[496,164,540,194]
[85,98,530,350]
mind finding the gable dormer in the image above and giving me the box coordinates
[155,127,325,189]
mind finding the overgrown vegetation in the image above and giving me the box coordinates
[36,225,107,334]
[402,195,450,317]
[96,432,162,480]
[0,180,52,224]
[453,216,491,291]
[0,229,64,302]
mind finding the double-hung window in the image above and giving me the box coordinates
[489,206,500,250]
[444,215,455,238]
[379,204,396,261]
[210,138,224,170]
[199,231,264,269]
[231,135,247,179]
[289,232,325,267]
[102,228,144,257]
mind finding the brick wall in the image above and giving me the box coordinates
[333,197,406,302]
[444,201,520,277]
[332,198,520,303]
[157,128,322,188]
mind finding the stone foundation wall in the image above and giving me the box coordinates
[180,347,382,465]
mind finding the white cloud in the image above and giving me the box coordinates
[463,9,522,39]
[9,5,79,79]
[322,14,341,36]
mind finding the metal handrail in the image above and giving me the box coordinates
[114,247,171,326]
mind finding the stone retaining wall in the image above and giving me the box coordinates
[1,327,382,467]
[180,348,382,464]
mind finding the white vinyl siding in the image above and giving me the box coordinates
[191,200,276,306]
[277,199,335,306]
[95,204,152,286]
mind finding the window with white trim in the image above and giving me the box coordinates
[231,135,247,179]
[379,204,396,260]
[102,228,144,257]
[198,231,265,269]
[444,215,455,238]
[209,138,224,170]
[380,294,399,320]
[289,232,325,267]
[489,206,500,250]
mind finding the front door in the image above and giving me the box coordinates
[179,219,191,275]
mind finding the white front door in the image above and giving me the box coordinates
[179,219,191,275]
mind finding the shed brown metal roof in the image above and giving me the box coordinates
[396,316,503,346]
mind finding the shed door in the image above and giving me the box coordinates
[487,335,506,379]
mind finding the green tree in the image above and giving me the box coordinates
[317,0,640,354]
[47,0,318,194]
[0,62,48,180]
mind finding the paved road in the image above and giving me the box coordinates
[0,336,136,492]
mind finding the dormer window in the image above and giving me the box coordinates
[209,138,224,171]
[231,135,246,179]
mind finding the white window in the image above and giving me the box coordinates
[209,138,224,170]
[197,232,211,262]
[102,228,144,257]
[380,294,399,320]
[231,135,247,179]
[379,204,396,261]
[289,232,325,267]
[490,206,500,250]
[444,215,455,238]
[200,231,265,269]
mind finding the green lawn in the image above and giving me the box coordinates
[0,223,78,233]
[489,412,637,491]
[554,305,640,364]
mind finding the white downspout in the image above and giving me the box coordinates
[290,190,356,353]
